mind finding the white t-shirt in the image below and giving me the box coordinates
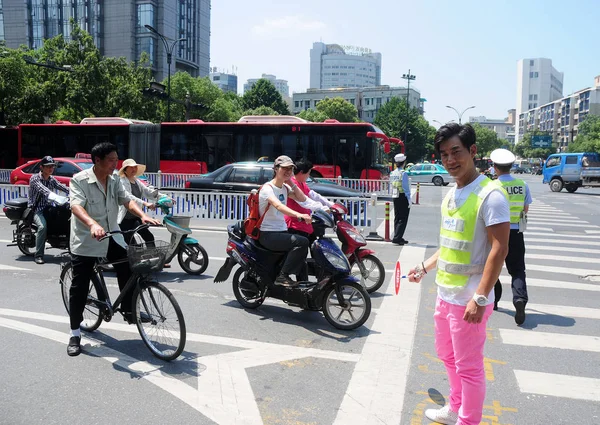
[437,175,510,306]
[259,182,291,232]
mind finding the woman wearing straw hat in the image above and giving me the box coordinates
[117,159,169,250]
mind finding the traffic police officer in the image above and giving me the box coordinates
[390,153,411,245]
[491,148,532,325]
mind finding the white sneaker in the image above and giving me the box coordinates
[424,404,458,425]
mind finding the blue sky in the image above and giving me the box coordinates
[210,0,600,126]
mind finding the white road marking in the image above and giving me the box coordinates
[498,275,600,292]
[333,245,425,425]
[526,245,600,254]
[527,220,597,228]
[500,329,600,352]
[0,308,361,424]
[521,264,600,277]
[498,301,600,320]
[525,232,600,240]
[525,226,554,231]
[514,370,600,402]
[526,253,600,264]
[525,238,600,247]
[0,264,31,271]
[585,230,600,234]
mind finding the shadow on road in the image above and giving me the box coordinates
[496,307,576,329]
[222,300,374,342]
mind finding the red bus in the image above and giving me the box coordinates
[16,116,402,179]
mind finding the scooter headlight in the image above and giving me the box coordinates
[347,228,366,244]
[323,250,351,272]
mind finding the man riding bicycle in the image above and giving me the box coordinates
[67,142,160,357]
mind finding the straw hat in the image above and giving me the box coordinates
[118,159,146,177]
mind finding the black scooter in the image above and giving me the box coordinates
[214,209,371,330]
[4,195,70,256]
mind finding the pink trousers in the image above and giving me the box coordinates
[434,297,494,425]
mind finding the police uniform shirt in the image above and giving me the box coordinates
[497,174,532,230]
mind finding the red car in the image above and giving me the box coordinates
[10,157,94,185]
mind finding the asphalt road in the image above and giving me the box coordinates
[1,177,599,425]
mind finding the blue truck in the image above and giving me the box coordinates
[542,152,600,192]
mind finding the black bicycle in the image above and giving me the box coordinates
[59,225,186,361]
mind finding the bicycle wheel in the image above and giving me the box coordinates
[133,281,186,361]
[59,262,103,332]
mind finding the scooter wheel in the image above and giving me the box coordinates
[322,281,371,330]
[16,224,36,256]
[232,268,264,309]
[178,243,209,275]
[351,254,385,293]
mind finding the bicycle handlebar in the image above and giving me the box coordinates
[98,224,152,241]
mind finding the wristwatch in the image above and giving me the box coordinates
[472,293,489,307]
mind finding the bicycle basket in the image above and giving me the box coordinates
[127,240,170,273]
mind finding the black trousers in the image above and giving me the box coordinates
[120,217,155,247]
[69,239,133,330]
[494,229,528,305]
[392,196,410,243]
[259,231,308,278]
[287,228,317,281]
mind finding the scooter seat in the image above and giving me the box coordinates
[4,198,29,209]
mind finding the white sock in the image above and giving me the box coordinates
[70,329,81,338]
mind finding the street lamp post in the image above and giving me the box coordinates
[401,70,416,147]
[445,105,476,124]
[145,24,187,122]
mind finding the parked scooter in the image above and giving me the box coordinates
[328,203,385,293]
[153,196,209,275]
[3,194,70,256]
[214,209,371,330]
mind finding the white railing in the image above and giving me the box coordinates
[144,172,199,190]
[0,169,12,184]
[0,184,372,227]
[315,177,393,197]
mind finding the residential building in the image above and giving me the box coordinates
[209,67,238,93]
[244,74,289,98]
[0,0,210,82]
[309,42,382,89]
[469,112,516,145]
[292,86,422,123]
[516,58,563,143]
[517,75,600,151]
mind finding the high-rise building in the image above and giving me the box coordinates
[244,74,289,98]
[209,67,238,93]
[309,42,381,90]
[516,58,563,142]
[292,85,422,123]
[0,0,210,82]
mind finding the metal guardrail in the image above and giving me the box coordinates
[0,169,12,184]
[144,172,198,190]
[0,184,372,227]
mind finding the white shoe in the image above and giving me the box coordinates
[424,404,458,425]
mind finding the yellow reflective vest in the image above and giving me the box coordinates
[436,178,508,288]
[499,178,526,225]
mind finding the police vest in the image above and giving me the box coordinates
[391,169,405,196]
[499,178,526,224]
[436,178,508,288]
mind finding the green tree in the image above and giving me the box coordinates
[374,97,435,163]
[515,130,555,160]
[0,46,29,125]
[297,108,328,122]
[470,123,503,157]
[567,115,600,153]
[242,105,279,116]
[242,79,289,115]
[315,97,358,122]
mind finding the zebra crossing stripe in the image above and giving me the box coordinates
[514,370,600,402]
[498,276,600,292]
[525,232,600,240]
[527,221,598,228]
[0,264,31,271]
[526,253,600,264]
[498,301,600,320]
[524,264,600,276]
[500,329,600,352]
[525,238,600,247]
[526,244,600,254]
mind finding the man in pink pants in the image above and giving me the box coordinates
[408,123,509,425]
